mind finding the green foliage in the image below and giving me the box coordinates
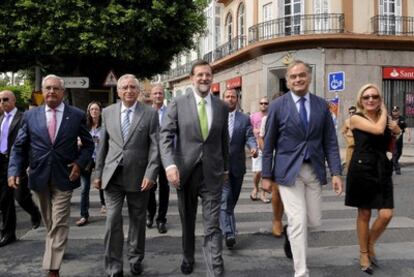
[0,0,207,78]
[0,83,33,109]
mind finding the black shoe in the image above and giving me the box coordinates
[130,263,143,276]
[107,271,123,277]
[146,216,154,228]
[225,235,236,249]
[157,222,167,234]
[31,209,42,229]
[180,260,194,275]
[283,225,292,259]
[396,169,401,175]
[0,233,17,247]
[360,264,373,275]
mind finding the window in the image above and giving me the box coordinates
[314,0,329,32]
[237,3,245,47]
[283,0,303,36]
[262,3,272,39]
[225,12,233,43]
[379,0,402,34]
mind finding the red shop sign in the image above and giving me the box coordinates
[211,83,220,92]
[226,76,242,89]
[383,67,414,80]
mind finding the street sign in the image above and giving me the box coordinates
[328,71,345,92]
[62,77,89,89]
[103,70,117,87]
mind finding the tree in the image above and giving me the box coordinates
[0,0,206,80]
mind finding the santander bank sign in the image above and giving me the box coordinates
[383,67,414,80]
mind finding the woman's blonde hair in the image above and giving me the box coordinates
[356,83,382,114]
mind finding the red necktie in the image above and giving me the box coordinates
[48,109,57,143]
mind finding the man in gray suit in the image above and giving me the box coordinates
[262,60,343,277]
[93,74,159,277]
[160,60,229,276]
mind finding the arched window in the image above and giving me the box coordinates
[237,3,245,37]
[225,12,233,43]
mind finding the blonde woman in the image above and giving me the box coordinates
[345,84,401,274]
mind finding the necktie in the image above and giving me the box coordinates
[299,97,309,160]
[228,113,234,140]
[48,109,57,143]
[0,113,12,153]
[299,97,308,131]
[121,109,131,140]
[198,99,208,140]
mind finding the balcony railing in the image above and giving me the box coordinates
[160,62,193,82]
[214,35,247,60]
[371,15,414,35]
[248,13,344,43]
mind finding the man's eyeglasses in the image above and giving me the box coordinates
[362,94,380,100]
[260,102,269,105]
[0,98,9,103]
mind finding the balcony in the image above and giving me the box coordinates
[214,35,247,60]
[248,13,344,44]
[160,62,193,82]
[371,15,414,35]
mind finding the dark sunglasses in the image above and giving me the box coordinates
[260,102,269,105]
[362,94,380,100]
[0,97,9,102]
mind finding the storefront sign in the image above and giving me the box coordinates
[211,83,220,93]
[226,76,242,89]
[383,67,414,80]
[406,92,414,116]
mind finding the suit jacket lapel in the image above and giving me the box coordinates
[55,106,71,143]
[308,94,317,136]
[36,105,52,144]
[230,111,240,143]
[124,102,144,145]
[8,112,22,139]
[187,92,203,140]
[287,93,306,137]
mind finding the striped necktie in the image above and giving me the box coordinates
[121,109,131,140]
[228,112,234,140]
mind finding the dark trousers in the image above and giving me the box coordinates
[392,137,403,170]
[177,163,223,275]
[220,172,244,237]
[147,169,169,223]
[80,171,91,218]
[0,157,16,237]
[14,175,41,221]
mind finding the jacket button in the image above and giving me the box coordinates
[358,160,362,163]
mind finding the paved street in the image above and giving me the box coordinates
[1,148,414,277]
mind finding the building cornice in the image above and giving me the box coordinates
[212,33,414,72]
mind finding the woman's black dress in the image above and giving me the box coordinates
[345,114,394,209]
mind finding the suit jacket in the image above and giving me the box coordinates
[94,101,159,191]
[159,91,229,192]
[229,111,256,178]
[8,105,94,192]
[262,92,341,186]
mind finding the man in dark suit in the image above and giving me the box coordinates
[262,60,343,277]
[0,90,42,248]
[160,60,229,276]
[220,88,257,249]
[146,84,169,234]
[8,75,94,277]
[93,74,159,277]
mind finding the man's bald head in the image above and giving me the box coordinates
[0,90,16,113]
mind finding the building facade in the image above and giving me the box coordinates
[161,0,414,145]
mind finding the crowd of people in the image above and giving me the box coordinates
[0,59,407,277]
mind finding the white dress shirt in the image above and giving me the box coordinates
[121,101,137,124]
[290,91,310,122]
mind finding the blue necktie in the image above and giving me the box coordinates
[299,97,308,131]
[299,97,310,160]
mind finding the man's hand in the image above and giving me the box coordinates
[223,172,229,183]
[166,166,180,189]
[92,178,102,190]
[262,178,273,193]
[68,162,81,182]
[250,148,258,158]
[8,176,20,189]
[141,178,154,192]
[332,175,343,196]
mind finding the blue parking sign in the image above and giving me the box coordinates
[328,71,345,92]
